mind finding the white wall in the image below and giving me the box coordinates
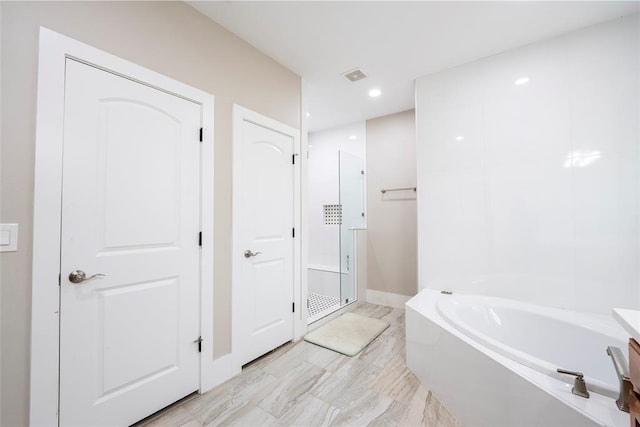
[307,122,366,269]
[416,15,639,314]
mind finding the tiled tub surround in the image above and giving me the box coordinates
[406,290,630,427]
[137,304,461,427]
[415,14,640,314]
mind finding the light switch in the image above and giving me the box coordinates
[0,230,10,245]
[0,224,18,252]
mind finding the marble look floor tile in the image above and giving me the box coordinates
[400,385,432,426]
[353,304,394,320]
[205,404,276,427]
[430,395,463,427]
[304,342,349,372]
[247,341,296,370]
[422,389,442,426]
[259,361,326,418]
[366,400,409,427]
[182,367,278,425]
[135,406,201,427]
[272,340,349,375]
[134,303,463,427]
[327,389,396,426]
[311,358,383,409]
[400,386,463,427]
[358,330,405,369]
[381,314,406,340]
[262,341,323,378]
[381,308,405,326]
[274,394,340,427]
[370,357,421,405]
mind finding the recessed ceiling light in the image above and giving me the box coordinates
[305,112,310,117]
[515,77,529,85]
[349,135,357,140]
[368,88,381,98]
[455,136,464,141]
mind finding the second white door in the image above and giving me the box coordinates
[234,109,296,366]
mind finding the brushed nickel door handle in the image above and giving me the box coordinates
[68,270,106,284]
[244,250,262,258]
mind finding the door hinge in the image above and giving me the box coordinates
[194,336,203,352]
[199,231,202,247]
[361,170,364,175]
[199,127,203,142]
[292,228,295,238]
[292,154,295,165]
[292,302,295,313]
[58,273,61,286]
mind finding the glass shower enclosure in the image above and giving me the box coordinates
[338,151,365,305]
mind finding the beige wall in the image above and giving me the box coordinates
[366,110,417,297]
[0,2,300,425]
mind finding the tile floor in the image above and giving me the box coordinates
[136,303,462,427]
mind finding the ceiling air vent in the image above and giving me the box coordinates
[343,69,367,82]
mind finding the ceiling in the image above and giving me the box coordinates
[189,1,639,132]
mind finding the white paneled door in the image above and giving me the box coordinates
[235,113,295,366]
[59,59,202,426]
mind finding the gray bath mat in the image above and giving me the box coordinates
[304,312,389,356]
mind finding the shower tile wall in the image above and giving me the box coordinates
[415,15,640,313]
[308,268,340,299]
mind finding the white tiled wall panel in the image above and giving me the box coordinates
[416,15,640,313]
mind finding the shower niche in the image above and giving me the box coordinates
[307,123,366,324]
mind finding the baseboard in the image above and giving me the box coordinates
[366,289,413,308]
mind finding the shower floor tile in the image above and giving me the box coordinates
[308,293,340,318]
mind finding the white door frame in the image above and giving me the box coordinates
[231,105,304,369]
[30,28,215,426]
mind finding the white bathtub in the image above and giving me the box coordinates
[406,289,630,427]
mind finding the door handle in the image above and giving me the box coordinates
[244,250,262,258]
[68,270,106,284]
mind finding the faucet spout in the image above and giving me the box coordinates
[606,346,631,413]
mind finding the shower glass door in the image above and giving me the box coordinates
[338,151,365,305]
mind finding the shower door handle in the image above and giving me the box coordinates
[244,250,262,258]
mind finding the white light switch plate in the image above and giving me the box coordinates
[0,223,18,252]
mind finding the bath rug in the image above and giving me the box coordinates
[304,312,389,356]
